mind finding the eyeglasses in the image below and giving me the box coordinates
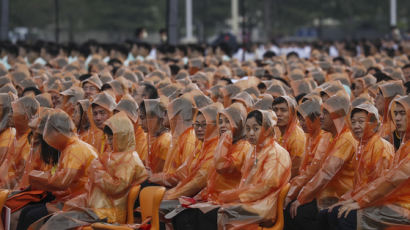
[193,123,207,129]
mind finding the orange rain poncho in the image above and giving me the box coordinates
[0,96,39,189]
[29,110,98,202]
[150,97,196,187]
[0,93,15,165]
[142,99,171,173]
[274,96,306,178]
[165,103,223,199]
[60,86,84,116]
[342,103,394,200]
[82,92,116,154]
[377,80,405,138]
[115,95,148,161]
[218,110,291,228]
[196,103,252,202]
[350,95,410,228]
[76,100,91,137]
[71,112,148,223]
[297,94,358,209]
[287,100,332,200]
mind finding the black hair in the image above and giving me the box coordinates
[22,87,42,96]
[139,101,146,116]
[257,82,267,90]
[40,136,60,165]
[263,51,276,59]
[295,93,307,104]
[367,67,381,74]
[79,74,93,82]
[373,72,393,83]
[101,84,112,91]
[220,77,233,85]
[142,83,159,99]
[138,42,152,52]
[246,110,263,126]
[403,64,410,70]
[333,56,346,65]
[169,64,180,76]
[103,125,113,136]
[272,96,287,107]
[286,51,299,60]
[404,81,410,94]
[351,107,369,119]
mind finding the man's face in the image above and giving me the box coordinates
[273,102,290,127]
[320,109,334,133]
[298,114,308,133]
[83,82,99,99]
[393,103,407,133]
[134,86,145,105]
[50,92,62,108]
[193,113,206,141]
[353,81,364,98]
[92,105,110,130]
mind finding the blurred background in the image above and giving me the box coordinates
[1,0,410,44]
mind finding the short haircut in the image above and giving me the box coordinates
[142,83,159,99]
[22,87,42,96]
[272,97,287,107]
[103,125,113,136]
[246,110,263,126]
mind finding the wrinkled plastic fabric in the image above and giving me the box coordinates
[266,84,286,98]
[91,92,117,113]
[342,103,394,200]
[0,83,18,95]
[221,85,241,107]
[144,99,171,173]
[217,110,291,228]
[297,126,357,209]
[351,124,410,229]
[287,100,332,200]
[378,80,405,138]
[275,96,306,178]
[181,89,213,109]
[104,80,127,102]
[253,94,274,110]
[29,110,98,202]
[81,74,103,90]
[231,91,254,112]
[36,93,53,108]
[196,103,251,202]
[0,93,15,165]
[115,95,148,160]
[77,100,90,136]
[65,112,148,223]
[0,96,39,189]
[290,79,313,97]
[322,93,351,133]
[165,103,223,199]
[61,86,84,116]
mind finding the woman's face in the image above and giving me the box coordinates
[218,113,232,136]
[245,117,261,145]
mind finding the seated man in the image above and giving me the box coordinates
[272,96,306,178]
[328,95,410,229]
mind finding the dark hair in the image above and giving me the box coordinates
[263,51,276,59]
[333,56,346,65]
[272,96,287,107]
[373,72,393,82]
[138,42,152,52]
[220,77,233,85]
[103,125,113,136]
[40,135,60,165]
[404,81,410,94]
[350,108,369,119]
[101,83,112,91]
[295,93,307,104]
[257,82,267,90]
[22,87,42,96]
[142,83,159,99]
[286,51,299,60]
[402,64,410,70]
[79,74,93,82]
[139,101,146,116]
[246,110,263,126]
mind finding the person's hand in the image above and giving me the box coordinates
[290,200,301,219]
[328,199,354,213]
[337,202,360,218]
[284,197,293,209]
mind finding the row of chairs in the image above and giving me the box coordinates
[0,183,290,230]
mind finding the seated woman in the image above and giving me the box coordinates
[39,112,148,229]
[16,109,98,229]
[165,102,223,199]
[216,110,291,229]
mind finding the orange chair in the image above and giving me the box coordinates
[90,186,166,230]
[258,183,290,230]
[0,189,10,230]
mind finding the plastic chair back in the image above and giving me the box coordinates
[139,186,166,230]
[259,183,290,230]
[126,185,141,224]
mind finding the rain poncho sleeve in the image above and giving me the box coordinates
[296,128,357,208]
[29,110,98,201]
[287,130,331,200]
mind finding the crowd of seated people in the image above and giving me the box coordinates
[0,38,408,230]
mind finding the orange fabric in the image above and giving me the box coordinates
[275,96,306,178]
[297,127,357,209]
[134,125,148,161]
[67,112,148,223]
[5,190,48,213]
[147,131,171,173]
